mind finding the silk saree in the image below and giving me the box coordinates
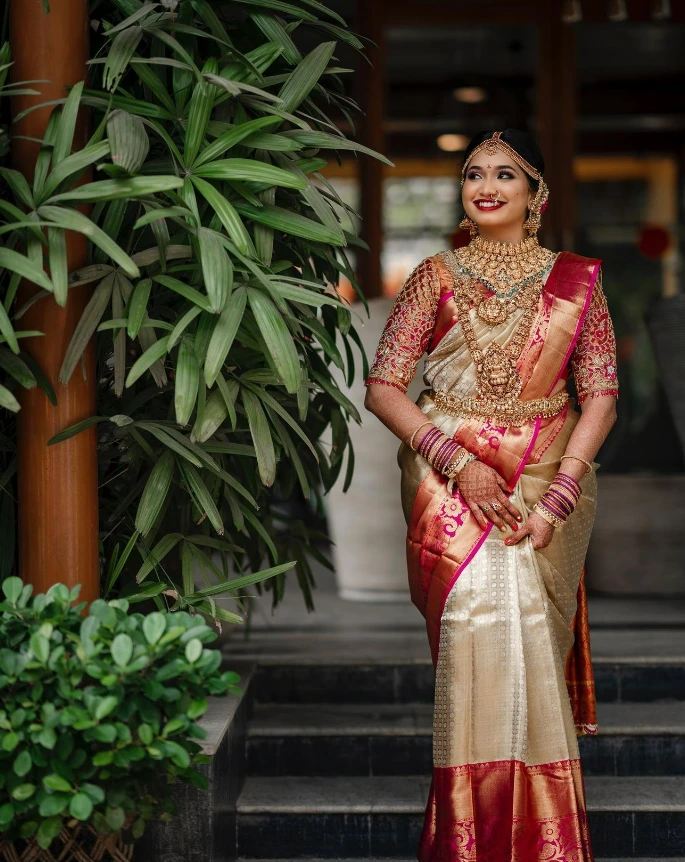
[365,249,619,862]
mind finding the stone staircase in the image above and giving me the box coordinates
[235,654,685,859]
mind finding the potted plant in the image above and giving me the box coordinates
[0,575,237,858]
[0,1,390,618]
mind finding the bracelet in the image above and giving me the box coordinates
[560,454,593,475]
[445,449,476,478]
[409,420,433,452]
[534,501,564,528]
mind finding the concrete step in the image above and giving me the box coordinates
[251,657,685,706]
[246,701,685,777]
[237,775,685,858]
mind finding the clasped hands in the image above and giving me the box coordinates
[455,459,555,550]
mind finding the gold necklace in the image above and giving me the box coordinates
[440,239,558,406]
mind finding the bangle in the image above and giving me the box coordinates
[560,454,593,475]
[409,420,433,451]
[534,501,564,528]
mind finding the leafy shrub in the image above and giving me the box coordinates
[0,0,387,619]
[0,576,237,849]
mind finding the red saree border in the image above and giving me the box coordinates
[418,757,594,862]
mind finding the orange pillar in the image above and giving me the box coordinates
[10,0,99,602]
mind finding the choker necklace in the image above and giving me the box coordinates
[455,235,556,296]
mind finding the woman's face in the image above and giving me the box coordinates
[461,146,533,235]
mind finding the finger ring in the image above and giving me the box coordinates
[492,502,501,511]
[481,504,490,512]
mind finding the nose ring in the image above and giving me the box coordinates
[490,190,501,201]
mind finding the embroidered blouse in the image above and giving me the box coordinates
[365,255,619,403]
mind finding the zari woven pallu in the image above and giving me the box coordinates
[366,248,619,862]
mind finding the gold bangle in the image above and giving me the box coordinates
[409,420,433,452]
[534,502,564,528]
[560,454,593,475]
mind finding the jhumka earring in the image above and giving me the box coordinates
[459,214,479,239]
[522,178,550,236]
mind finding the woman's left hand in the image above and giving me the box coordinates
[504,511,555,549]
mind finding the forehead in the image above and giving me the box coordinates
[465,147,520,169]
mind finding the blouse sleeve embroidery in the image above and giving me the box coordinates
[569,268,619,403]
[365,257,440,393]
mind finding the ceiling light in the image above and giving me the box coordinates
[437,134,469,153]
[453,86,488,104]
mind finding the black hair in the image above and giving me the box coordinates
[462,129,544,191]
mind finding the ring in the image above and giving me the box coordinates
[481,504,491,512]
[492,502,501,511]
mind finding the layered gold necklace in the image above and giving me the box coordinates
[437,236,562,424]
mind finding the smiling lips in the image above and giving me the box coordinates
[474,199,506,211]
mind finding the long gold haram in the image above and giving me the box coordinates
[434,242,567,426]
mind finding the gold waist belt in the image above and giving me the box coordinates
[430,388,569,427]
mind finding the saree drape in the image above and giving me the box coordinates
[382,251,609,862]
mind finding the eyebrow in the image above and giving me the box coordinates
[468,164,519,172]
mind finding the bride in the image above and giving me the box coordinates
[364,129,618,860]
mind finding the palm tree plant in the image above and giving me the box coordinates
[0,1,390,624]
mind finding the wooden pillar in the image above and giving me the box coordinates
[10,0,99,602]
[356,0,386,298]
[537,0,577,251]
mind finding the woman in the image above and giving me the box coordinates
[364,129,618,861]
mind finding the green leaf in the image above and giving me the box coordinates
[191,559,296,598]
[152,274,213,313]
[40,141,112,201]
[185,638,202,663]
[196,227,232,313]
[193,157,306,191]
[203,286,246,387]
[111,633,133,667]
[39,794,69,817]
[13,750,31,777]
[190,176,252,256]
[0,167,34,208]
[180,463,224,535]
[185,76,215,167]
[241,388,276,487]
[47,227,69,307]
[247,288,300,394]
[174,339,199,426]
[127,278,152,339]
[107,109,150,174]
[142,612,166,645]
[0,247,53,293]
[38,207,140,279]
[168,306,202,351]
[190,389,227,443]
[194,115,281,167]
[282,129,395,167]
[53,81,84,163]
[104,25,143,92]
[44,773,72,793]
[125,334,170,387]
[29,632,50,663]
[69,793,94,821]
[47,175,183,205]
[0,384,20,413]
[278,42,335,113]
[59,273,114,384]
[233,201,345,246]
[135,450,174,537]
[135,532,184,583]
[12,783,36,801]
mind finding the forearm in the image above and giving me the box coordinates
[559,395,618,482]
[363,382,436,447]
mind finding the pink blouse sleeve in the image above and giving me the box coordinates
[569,269,619,403]
[365,257,440,393]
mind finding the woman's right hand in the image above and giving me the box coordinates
[456,459,523,531]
